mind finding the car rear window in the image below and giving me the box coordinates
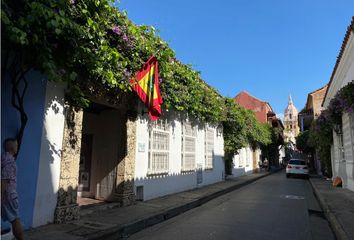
[289,160,306,165]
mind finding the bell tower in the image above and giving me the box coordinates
[283,95,299,143]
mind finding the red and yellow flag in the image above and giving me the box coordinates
[130,56,163,121]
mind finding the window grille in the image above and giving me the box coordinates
[238,149,244,167]
[239,149,244,167]
[148,120,170,174]
[338,133,345,161]
[181,122,196,171]
[246,148,250,167]
[205,128,214,169]
[352,116,354,156]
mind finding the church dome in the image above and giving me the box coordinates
[284,95,298,120]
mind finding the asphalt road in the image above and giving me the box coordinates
[128,171,335,240]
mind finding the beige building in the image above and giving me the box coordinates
[298,85,328,175]
[283,95,300,144]
[299,85,328,132]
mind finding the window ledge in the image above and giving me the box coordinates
[147,172,169,177]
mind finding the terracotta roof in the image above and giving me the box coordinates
[305,84,328,110]
[309,84,328,96]
[234,91,274,112]
[323,16,354,106]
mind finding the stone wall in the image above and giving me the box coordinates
[113,114,137,206]
[54,106,83,223]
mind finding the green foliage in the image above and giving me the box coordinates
[222,98,272,155]
[260,125,284,168]
[2,0,275,158]
[222,98,273,174]
[2,0,227,120]
[296,130,313,154]
[307,111,333,172]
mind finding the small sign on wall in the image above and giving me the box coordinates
[138,143,146,152]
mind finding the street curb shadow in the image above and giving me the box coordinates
[309,178,349,240]
[88,170,281,240]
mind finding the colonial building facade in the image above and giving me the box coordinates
[298,85,328,132]
[323,17,354,192]
[1,72,225,230]
[283,95,299,144]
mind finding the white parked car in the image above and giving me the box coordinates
[286,159,309,178]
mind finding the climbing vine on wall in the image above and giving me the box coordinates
[308,81,354,175]
[2,0,273,156]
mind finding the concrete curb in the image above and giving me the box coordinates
[87,170,278,240]
[309,178,349,240]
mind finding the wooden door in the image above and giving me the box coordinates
[79,134,93,192]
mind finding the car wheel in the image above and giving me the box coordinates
[286,174,290,178]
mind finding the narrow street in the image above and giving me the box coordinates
[128,171,335,240]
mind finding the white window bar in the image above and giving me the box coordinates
[181,121,196,172]
[148,120,170,174]
[246,148,250,167]
[338,133,345,161]
[205,128,214,169]
[352,116,354,156]
[239,149,244,167]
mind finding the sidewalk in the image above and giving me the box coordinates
[24,171,275,240]
[310,177,354,240]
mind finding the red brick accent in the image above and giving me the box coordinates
[234,91,273,123]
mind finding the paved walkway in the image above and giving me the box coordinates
[24,171,274,240]
[310,177,354,240]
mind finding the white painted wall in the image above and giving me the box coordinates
[343,113,354,191]
[324,32,354,108]
[323,31,354,192]
[32,82,66,227]
[231,146,259,177]
[134,110,224,201]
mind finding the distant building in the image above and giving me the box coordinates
[298,85,328,174]
[298,85,328,132]
[234,91,273,124]
[283,95,299,144]
[234,91,284,171]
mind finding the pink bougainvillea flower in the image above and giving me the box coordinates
[122,33,128,42]
[112,26,121,35]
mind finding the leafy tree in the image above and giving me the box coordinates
[308,113,333,176]
[222,98,272,174]
[296,130,313,154]
[1,0,222,152]
[2,0,132,151]
[2,0,277,163]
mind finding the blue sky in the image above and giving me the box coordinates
[118,0,354,116]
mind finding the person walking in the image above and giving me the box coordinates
[1,138,24,240]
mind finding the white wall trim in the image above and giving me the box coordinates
[32,82,66,227]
